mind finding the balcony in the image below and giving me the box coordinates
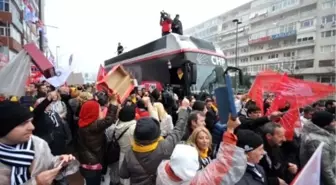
[249,0,317,25]
[248,40,315,56]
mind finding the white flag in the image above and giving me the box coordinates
[291,142,324,185]
[0,50,31,97]
[46,67,72,87]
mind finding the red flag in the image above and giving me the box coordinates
[248,70,283,114]
[96,64,106,82]
[267,74,335,140]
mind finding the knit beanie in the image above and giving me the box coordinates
[170,144,200,181]
[0,100,33,137]
[192,100,205,111]
[78,100,100,128]
[311,111,334,128]
[134,117,161,144]
[119,105,136,122]
[236,130,263,153]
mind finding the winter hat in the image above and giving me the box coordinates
[170,144,200,181]
[236,130,263,153]
[78,100,100,128]
[119,105,136,122]
[311,111,334,128]
[192,100,205,111]
[134,117,161,144]
[0,100,33,137]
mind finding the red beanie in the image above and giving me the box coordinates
[78,100,100,128]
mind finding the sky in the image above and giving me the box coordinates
[45,0,251,74]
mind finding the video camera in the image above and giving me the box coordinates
[160,10,169,20]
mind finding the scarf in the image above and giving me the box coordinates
[199,148,208,159]
[0,138,35,185]
[132,136,164,153]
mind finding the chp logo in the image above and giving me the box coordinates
[196,53,226,67]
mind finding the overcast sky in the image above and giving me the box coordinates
[45,0,250,73]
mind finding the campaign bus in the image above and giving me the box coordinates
[104,33,228,96]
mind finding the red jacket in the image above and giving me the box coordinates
[160,19,172,32]
[135,108,150,120]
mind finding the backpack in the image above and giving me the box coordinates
[105,127,130,165]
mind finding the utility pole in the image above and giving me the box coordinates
[56,46,60,68]
[232,19,242,91]
[38,0,44,52]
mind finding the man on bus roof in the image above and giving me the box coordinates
[160,10,172,36]
[172,14,183,35]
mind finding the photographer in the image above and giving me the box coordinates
[160,10,172,36]
[172,14,183,35]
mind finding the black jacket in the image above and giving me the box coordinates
[236,115,269,134]
[32,98,67,155]
[172,18,183,35]
[259,139,293,185]
[236,164,267,185]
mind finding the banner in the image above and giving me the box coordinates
[290,142,323,185]
[0,50,31,96]
[46,67,72,88]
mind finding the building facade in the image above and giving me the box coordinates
[185,0,336,85]
[0,0,45,69]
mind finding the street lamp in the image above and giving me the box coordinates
[56,46,60,68]
[232,19,242,90]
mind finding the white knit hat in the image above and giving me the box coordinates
[170,144,200,181]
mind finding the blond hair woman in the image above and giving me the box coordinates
[188,126,213,168]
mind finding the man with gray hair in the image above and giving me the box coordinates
[259,122,297,185]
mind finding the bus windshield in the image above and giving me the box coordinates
[192,65,226,94]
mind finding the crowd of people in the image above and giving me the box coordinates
[0,81,335,185]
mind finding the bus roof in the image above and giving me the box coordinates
[104,33,225,67]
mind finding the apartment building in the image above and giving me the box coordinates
[185,0,336,85]
[0,0,45,69]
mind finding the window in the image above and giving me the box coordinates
[319,60,335,67]
[253,56,263,61]
[280,22,296,33]
[0,0,9,11]
[221,23,228,31]
[284,52,291,57]
[322,0,336,9]
[296,60,314,68]
[321,30,336,37]
[240,58,248,63]
[241,47,248,53]
[321,45,336,52]
[0,26,10,36]
[268,53,279,59]
[300,19,314,28]
[322,14,336,24]
[317,76,335,84]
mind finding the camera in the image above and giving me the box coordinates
[94,91,109,106]
[160,10,169,20]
